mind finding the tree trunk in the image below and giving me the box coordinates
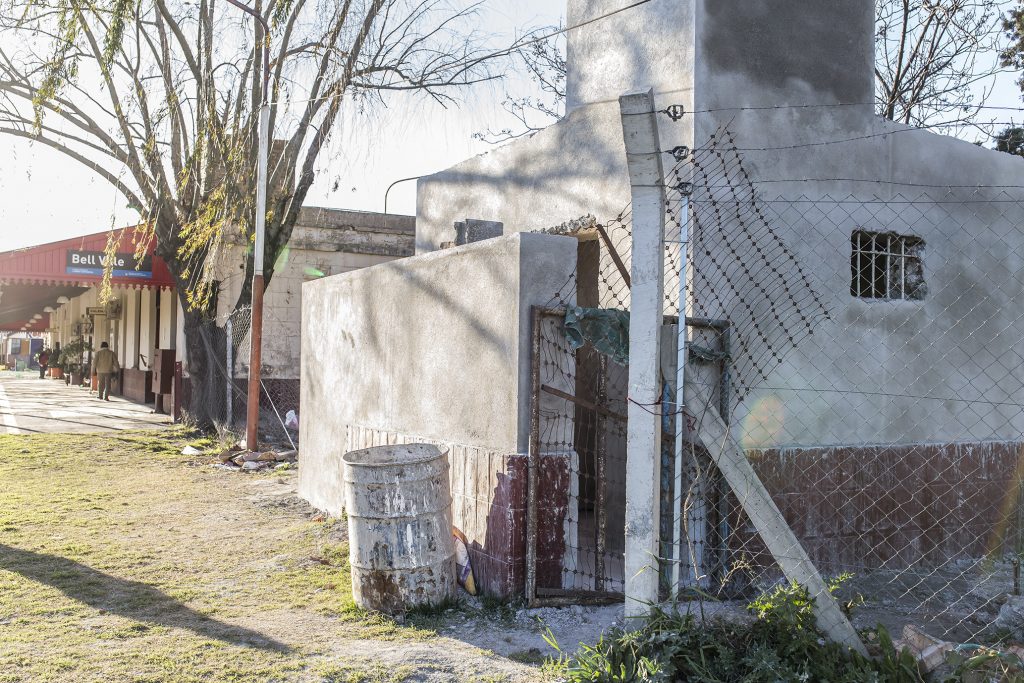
[179,295,227,430]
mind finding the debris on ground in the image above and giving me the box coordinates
[891,622,1024,680]
[180,445,202,455]
[217,448,239,463]
[995,595,1024,639]
[893,625,954,675]
[210,448,298,473]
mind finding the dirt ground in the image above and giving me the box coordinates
[0,428,623,683]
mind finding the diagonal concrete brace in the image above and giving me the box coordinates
[684,377,868,656]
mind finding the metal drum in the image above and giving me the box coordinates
[342,443,456,613]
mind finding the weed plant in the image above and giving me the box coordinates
[550,580,923,682]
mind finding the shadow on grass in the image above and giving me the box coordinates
[0,544,289,652]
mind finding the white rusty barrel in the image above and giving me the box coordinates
[342,443,456,613]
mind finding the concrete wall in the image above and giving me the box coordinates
[418,0,1024,452]
[299,232,577,594]
[416,0,696,254]
[219,208,415,381]
[719,142,1024,448]
[684,0,1024,448]
[566,0,694,111]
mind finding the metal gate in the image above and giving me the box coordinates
[525,305,731,606]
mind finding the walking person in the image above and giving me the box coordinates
[91,342,120,401]
[37,348,49,379]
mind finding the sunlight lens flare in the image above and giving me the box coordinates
[740,395,787,449]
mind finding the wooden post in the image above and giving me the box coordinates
[619,89,666,618]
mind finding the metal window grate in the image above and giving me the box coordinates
[850,230,927,300]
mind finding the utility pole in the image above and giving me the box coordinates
[618,89,666,618]
[225,0,270,451]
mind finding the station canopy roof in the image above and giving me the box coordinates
[0,227,175,332]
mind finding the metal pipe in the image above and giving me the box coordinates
[383,176,423,230]
[716,326,732,583]
[224,0,271,451]
[245,104,270,450]
[541,384,627,423]
[224,0,270,96]
[596,224,631,289]
[246,274,265,449]
[685,317,730,330]
[671,190,691,591]
[226,318,234,427]
[594,354,608,592]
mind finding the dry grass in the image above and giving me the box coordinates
[0,428,538,682]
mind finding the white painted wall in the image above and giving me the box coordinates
[158,288,176,350]
[175,298,186,362]
[125,290,140,369]
[138,289,155,370]
[416,0,1024,451]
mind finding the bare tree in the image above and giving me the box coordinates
[875,0,1007,130]
[479,4,1010,144]
[475,27,564,144]
[0,0,508,425]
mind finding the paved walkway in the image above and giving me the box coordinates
[0,373,171,434]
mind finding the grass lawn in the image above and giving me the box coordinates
[0,428,542,682]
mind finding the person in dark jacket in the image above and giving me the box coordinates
[38,348,50,379]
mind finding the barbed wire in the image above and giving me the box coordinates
[526,119,1024,647]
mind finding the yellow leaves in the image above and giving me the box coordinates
[31,0,82,131]
[98,222,153,305]
[143,134,157,161]
[100,0,135,67]
[132,221,156,269]
[97,230,118,305]
[177,186,230,314]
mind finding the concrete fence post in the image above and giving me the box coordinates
[619,89,666,618]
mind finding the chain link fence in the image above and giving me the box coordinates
[224,306,299,447]
[180,305,298,448]
[527,119,1024,646]
[658,129,1024,644]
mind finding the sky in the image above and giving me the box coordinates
[1,1,1023,251]
[0,0,565,250]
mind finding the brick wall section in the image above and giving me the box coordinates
[743,441,1024,573]
[328,432,1024,597]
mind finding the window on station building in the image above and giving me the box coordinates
[850,230,927,301]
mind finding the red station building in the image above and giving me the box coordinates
[0,227,182,410]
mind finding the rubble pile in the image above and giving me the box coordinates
[210,444,298,473]
[893,623,1024,679]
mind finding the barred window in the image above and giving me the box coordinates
[850,230,927,301]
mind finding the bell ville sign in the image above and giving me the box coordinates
[66,250,153,279]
